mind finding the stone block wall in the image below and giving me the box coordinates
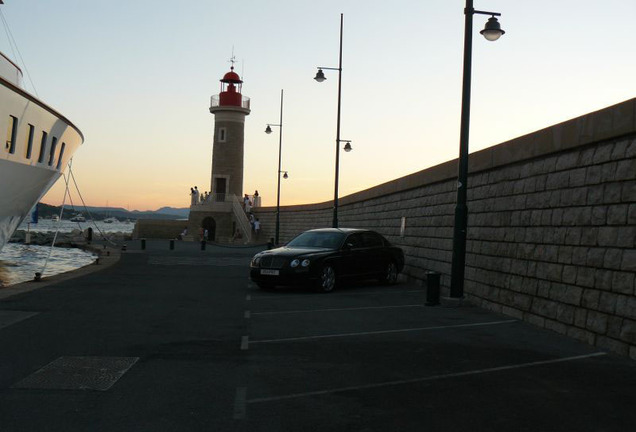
[132,220,185,240]
[254,98,636,358]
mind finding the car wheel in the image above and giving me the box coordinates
[316,265,336,293]
[256,282,275,290]
[379,261,398,285]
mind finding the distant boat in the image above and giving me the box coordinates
[0,4,84,252]
[70,214,86,222]
[103,217,118,224]
[51,215,60,222]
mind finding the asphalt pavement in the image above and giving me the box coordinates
[0,239,634,431]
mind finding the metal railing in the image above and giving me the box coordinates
[232,195,252,242]
[210,95,251,110]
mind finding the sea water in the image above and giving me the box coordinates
[0,243,97,287]
[0,219,135,288]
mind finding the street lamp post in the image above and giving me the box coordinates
[450,1,504,298]
[265,89,285,245]
[314,13,344,228]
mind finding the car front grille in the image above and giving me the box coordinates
[260,256,287,269]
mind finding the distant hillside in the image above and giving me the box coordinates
[37,204,189,221]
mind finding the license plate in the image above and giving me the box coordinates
[261,269,279,276]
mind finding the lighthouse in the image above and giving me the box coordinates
[209,66,251,198]
[186,65,252,243]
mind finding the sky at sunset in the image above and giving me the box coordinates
[1,0,635,211]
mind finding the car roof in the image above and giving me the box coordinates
[305,228,369,234]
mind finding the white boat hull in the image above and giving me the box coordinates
[1,63,84,251]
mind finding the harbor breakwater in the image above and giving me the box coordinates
[10,229,131,247]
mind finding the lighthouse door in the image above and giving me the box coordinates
[214,178,227,202]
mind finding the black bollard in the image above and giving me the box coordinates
[141,238,146,250]
[201,240,206,251]
[425,271,441,306]
[169,239,175,250]
[34,272,42,282]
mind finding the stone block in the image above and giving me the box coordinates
[556,303,575,324]
[594,269,613,291]
[611,271,634,295]
[566,327,596,345]
[525,313,546,328]
[556,152,580,171]
[622,181,636,202]
[619,320,636,345]
[617,227,636,248]
[569,168,587,187]
[591,206,607,225]
[586,248,606,267]
[597,227,618,247]
[580,227,598,246]
[585,165,602,185]
[586,184,604,205]
[576,267,595,288]
[557,246,573,264]
[596,336,629,355]
[607,316,624,339]
[603,183,622,204]
[607,204,628,225]
[603,248,623,270]
[616,295,636,320]
[581,289,600,309]
[562,265,577,284]
[621,249,636,272]
[627,137,636,158]
[598,292,618,314]
[574,308,588,328]
[545,319,568,335]
[593,144,613,164]
[615,159,636,181]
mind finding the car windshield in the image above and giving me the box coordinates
[286,231,346,249]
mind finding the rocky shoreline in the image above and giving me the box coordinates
[10,229,132,248]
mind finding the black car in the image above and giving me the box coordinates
[249,228,405,292]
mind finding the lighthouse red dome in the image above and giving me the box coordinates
[221,69,242,84]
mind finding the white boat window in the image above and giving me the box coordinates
[56,142,66,170]
[25,124,35,159]
[37,131,47,163]
[48,137,58,166]
[6,115,17,154]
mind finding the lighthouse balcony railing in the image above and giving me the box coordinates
[210,95,250,110]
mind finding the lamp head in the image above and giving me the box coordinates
[480,16,505,41]
[343,142,352,152]
[283,171,288,179]
[314,69,327,82]
[265,125,273,134]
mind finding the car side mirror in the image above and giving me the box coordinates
[343,243,353,251]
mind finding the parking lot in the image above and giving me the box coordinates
[1,241,635,431]
[239,279,635,431]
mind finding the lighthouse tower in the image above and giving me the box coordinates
[209,66,251,198]
[186,65,252,243]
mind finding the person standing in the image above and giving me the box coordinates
[194,186,200,205]
[253,218,261,239]
[190,188,195,205]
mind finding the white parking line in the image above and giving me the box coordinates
[250,320,517,344]
[252,304,426,316]
[233,387,247,419]
[244,310,251,319]
[247,352,607,403]
[250,289,425,301]
[241,336,249,350]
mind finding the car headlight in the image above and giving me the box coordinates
[301,259,310,267]
[290,259,300,268]
[251,256,261,267]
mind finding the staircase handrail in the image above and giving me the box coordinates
[231,195,252,242]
